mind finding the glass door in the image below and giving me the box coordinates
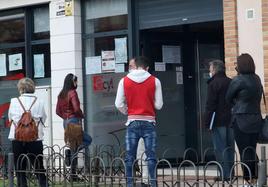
[195,40,224,161]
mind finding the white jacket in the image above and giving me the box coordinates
[8,93,47,140]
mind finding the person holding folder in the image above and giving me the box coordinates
[204,60,234,181]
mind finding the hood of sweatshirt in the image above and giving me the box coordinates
[126,69,151,83]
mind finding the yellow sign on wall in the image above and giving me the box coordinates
[65,0,73,16]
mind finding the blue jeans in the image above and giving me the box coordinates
[211,127,235,180]
[63,118,92,147]
[125,121,157,187]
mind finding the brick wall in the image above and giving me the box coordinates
[263,0,268,97]
[223,0,239,78]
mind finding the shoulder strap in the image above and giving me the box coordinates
[17,96,37,112]
[17,97,26,112]
[29,97,37,111]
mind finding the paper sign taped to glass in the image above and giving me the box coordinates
[0,54,7,76]
[85,56,102,75]
[115,37,127,63]
[34,54,45,78]
[9,53,23,71]
[101,51,116,72]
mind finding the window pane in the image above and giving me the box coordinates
[85,35,127,57]
[0,17,25,44]
[85,0,127,19]
[84,0,128,34]
[85,15,127,34]
[33,6,50,40]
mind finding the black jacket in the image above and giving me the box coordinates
[226,73,263,133]
[226,74,262,114]
[204,72,232,129]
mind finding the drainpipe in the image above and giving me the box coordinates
[258,146,267,187]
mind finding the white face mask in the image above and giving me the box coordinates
[209,72,213,78]
[129,69,134,73]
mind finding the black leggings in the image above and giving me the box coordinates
[233,123,258,180]
[12,140,48,187]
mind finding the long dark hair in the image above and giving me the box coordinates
[58,73,77,99]
[236,53,255,74]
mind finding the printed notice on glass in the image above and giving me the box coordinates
[101,51,115,72]
[34,54,45,78]
[162,45,181,64]
[155,62,166,72]
[115,37,127,63]
[115,63,125,73]
[176,71,183,85]
[9,53,23,71]
[0,54,7,76]
[85,56,102,75]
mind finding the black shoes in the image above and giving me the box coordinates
[65,149,71,166]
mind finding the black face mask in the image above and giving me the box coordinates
[73,83,77,89]
[235,66,238,72]
[235,66,240,75]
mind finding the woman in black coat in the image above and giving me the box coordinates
[226,53,263,182]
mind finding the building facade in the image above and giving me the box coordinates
[0,0,266,159]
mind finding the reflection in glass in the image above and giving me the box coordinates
[85,15,128,34]
[33,6,50,40]
[84,0,127,34]
[34,7,49,33]
[0,18,25,43]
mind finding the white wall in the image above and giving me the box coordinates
[0,0,50,10]
[237,0,264,83]
[50,0,83,147]
[35,86,52,146]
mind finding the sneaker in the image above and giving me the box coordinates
[214,176,223,181]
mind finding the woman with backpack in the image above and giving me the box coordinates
[8,77,48,187]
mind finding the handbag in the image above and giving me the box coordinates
[64,121,83,150]
[64,93,83,150]
[258,91,268,143]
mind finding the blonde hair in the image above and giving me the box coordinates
[17,78,35,94]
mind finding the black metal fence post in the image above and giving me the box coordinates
[8,153,14,187]
[258,146,267,187]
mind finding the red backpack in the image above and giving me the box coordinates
[15,97,38,142]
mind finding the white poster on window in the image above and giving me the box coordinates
[0,54,7,76]
[9,53,23,71]
[115,63,125,73]
[85,56,102,75]
[162,45,181,64]
[101,51,115,72]
[34,54,45,78]
[115,37,127,63]
[176,71,183,85]
[154,62,166,72]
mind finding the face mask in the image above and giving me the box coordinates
[129,69,134,73]
[209,72,213,78]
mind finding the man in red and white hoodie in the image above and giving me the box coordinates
[115,57,163,187]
